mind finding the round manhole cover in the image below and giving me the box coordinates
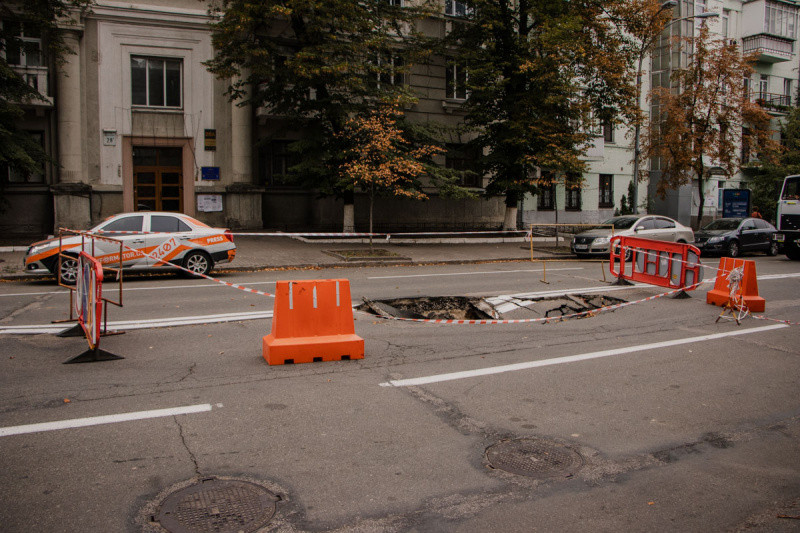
[156,478,278,533]
[486,438,584,478]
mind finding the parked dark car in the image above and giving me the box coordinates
[694,217,778,257]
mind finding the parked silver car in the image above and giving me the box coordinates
[571,215,695,258]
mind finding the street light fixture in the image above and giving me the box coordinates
[630,4,719,214]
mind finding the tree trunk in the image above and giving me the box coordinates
[694,167,706,231]
[342,189,355,233]
[503,191,519,230]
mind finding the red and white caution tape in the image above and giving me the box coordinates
[62,229,274,297]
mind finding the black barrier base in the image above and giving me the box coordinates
[671,290,692,299]
[63,348,124,364]
[57,324,85,338]
[612,276,634,286]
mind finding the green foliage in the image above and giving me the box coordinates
[0,0,88,210]
[748,106,800,223]
[205,0,437,196]
[446,0,636,200]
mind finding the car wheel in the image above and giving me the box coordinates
[786,244,800,261]
[767,241,779,256]
[726,240,740,258]
[58,256,79,285]
[182,251,213,277]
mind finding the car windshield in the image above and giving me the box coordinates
[600,217,639,230]
[702,218,742,231]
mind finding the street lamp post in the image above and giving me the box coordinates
[631,4,719,214]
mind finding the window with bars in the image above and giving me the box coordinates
[260,141,299,187]
[445,144,481,188]
[599,174,614,208]
[565,176,582,211]
[131,56,182,108]
[537,180,555,211]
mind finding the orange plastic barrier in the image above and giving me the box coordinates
[263,279,364,365]
[609,236,703,290]
[706,257,765,312]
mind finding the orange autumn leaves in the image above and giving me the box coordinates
[336,101,442,200]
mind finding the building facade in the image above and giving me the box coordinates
[649,0,799,227]
[4,0,787,237]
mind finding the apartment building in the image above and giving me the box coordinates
[5,0,788,236]
[649,0,800,226]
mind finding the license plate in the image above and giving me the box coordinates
[774,233,785,243]
[574,245,588,251]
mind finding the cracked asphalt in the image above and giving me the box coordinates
[0,256,799,532]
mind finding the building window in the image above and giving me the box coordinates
[260,141,299,187]
[377,54,405,87]
[602,122,614,143]
[565,175,581,211]
[765,1,798,39]
[131,56,182,108]
[445,0,471,17]
[599,174,614,208]
[1,131,45,184]
[446,60,468,100]
[537,178,555,211]
[445,144,481,188]
[1,21,42,67]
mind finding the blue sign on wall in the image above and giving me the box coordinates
[722,189,750,218]
[201,166,220,181]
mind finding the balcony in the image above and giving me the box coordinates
[11,66,53,108]
[742,34,795,62]
[750,91,793,115]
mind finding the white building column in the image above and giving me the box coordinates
[53,23,91,230]
[225,72,263,229]
[56,29,83,184]
[230,74,252,183]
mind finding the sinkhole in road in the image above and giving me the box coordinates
[359,293,627,321]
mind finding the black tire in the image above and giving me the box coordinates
[767,241,779,256]
[726,239,740,258]
[182,251,213,277]
[56,255,79,285]
[786,244,800,261]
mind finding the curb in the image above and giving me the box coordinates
[0,254,597,282]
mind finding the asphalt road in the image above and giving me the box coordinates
[1,256,799,532]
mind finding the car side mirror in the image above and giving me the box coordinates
[634,226,642,232]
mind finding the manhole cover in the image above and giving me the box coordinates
[486,438,584,478]
[156,478,279,533]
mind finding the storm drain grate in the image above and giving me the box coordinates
[156,478,279,533]
[486,438,584,479]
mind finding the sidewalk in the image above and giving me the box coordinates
[0,234,575,281]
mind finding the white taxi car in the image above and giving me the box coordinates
[25,212,236,283]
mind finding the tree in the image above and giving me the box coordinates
[446,0,637,229]
[0,1,88,210]
[749,106,800,223]
[643,24,777,229]
[336,99,442,245]
[205,0,436,231]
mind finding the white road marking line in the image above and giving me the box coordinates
[0,280,277,298]
[0,310,274,335]
[379,324,788,388]
[368,267,584,280]
[0,403,215,437]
